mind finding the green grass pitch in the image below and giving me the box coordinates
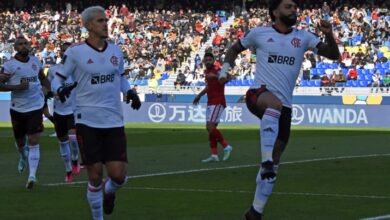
[0,123,389,219]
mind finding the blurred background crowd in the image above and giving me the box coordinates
[0,0,389,92]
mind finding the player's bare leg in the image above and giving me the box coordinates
[104,161,128,215]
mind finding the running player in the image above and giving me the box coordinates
[218,0,341,219]
[193,52,232,162]
[0,36,51,189]
[48,42,81,183]
[51,6,141,220]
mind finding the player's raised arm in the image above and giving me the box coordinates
[316,20,341,60]
[218,40,247,84]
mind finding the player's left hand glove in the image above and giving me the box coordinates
[45,91,54,100]
[57,82,77,103]
[126,89,141,110]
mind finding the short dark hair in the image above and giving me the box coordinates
[204,52,214,59]
[268,0,299,22]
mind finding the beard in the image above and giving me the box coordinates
[18,49,29,57]
[205,63,213,69]
[280,14,297,27]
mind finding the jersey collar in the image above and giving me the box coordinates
[272,25,293,35]
[85,40,108,53]
[14,54,30,63]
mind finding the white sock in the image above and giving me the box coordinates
[87,183,103,220]
[59,141,72,172]
[260,108,280,162]
[28,144,40,177]
[69,134,79,161]
[105,177,127,195]
[252,166,276,214]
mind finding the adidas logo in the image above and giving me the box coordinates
[263,127,275,133]
[267,38,274,42]
[87,58,94,64]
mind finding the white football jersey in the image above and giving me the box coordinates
[240,26,320,107]
[48,64,74,115]
[58,41,125,128]
[2,56,44,112]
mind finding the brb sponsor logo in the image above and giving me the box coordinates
[91,73,115,85]
[268,53,295,65]
[292,104,368,126]
[148,103,166,123]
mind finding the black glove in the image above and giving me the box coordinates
[126,89,141,110]
[57,82,77,103]
[45,91,54,100]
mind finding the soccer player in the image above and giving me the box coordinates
[193,52,233,162]
[0,36,51,189]
[51,6,141,220]
[218,0,341,219]
[48,42,80,183]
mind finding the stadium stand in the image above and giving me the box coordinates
[0,0,389,96]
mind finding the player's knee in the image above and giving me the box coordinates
[58,135,69,142]
[110,176,127,186]
[27,135,39,145]
[260,161,277,181]
[206,122,215,132]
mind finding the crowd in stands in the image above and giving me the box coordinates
[0,0,389,93]
[0,0,228,92]
[178,0,389,92]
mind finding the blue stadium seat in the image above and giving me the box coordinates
[300,80,308,87]
[346,80,352,87]
[140,79,147,86]
[331,63,339,69]
[358,80,368,87]
[308,80,316,87]
[314,80,321,87]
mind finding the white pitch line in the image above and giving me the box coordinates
[360,215,390,220]
[66,185,390,200]
[43,153,390,187]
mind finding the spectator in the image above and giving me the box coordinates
[371,70,383,92]
[335,70,347,87]
[174,70,186,90]
[348,68,358,80]
[320,73,331,87]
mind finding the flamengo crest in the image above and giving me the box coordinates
[110,55,118,66]
[291,37,301,48]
